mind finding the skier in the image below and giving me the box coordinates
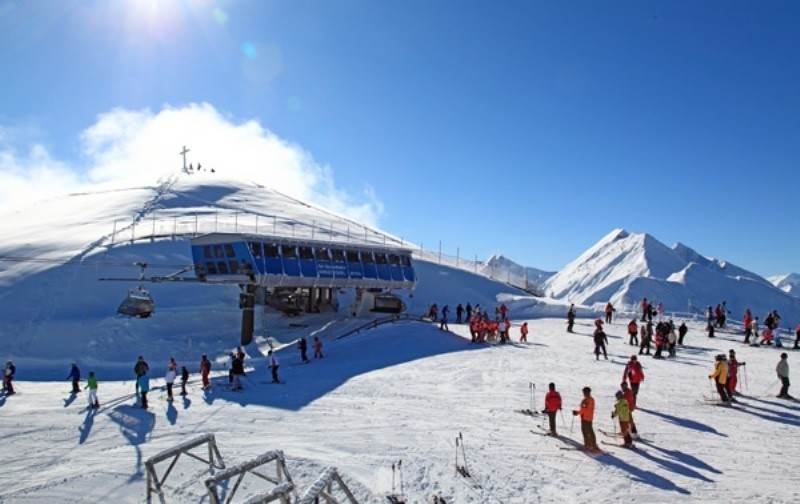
[727,350,744,397]
[620,381,638,438]
[230,352,245,390]
[134,356,149,397]
[678,321,688,346]
[298,337,309,363]
[138,373,150,409]
[750,317,760,346]
[611,390,633,448]
[199,354,212,390]
[180,366,189,396]
[593,325,608,360]
[622,355,645,402]
[313,336,324,358]
[708,354,730,403]
[707,322,715,338]
[572,387,598,452]
[165,360,177,401]
[627,320,639,346]
[638,324,649,354]
[794,324,800,350]
[542,382,562,436]
[667,325,678,357]
[640,298,649,322]
[567,305,576,333]
[743,309,753,344]
[776,353,791,399]
[3,360,16,395]
[86,371,99,409]
[268,350,281,384]
[605,302,615,324]
[440,305,450,331]
[520,322,529,343]
[67,362,81,394]
[456,303,464,324]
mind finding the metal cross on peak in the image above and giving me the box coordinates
[179,145,190,173]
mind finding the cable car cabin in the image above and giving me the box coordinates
[117,286,155,318]
[190,233,417,291]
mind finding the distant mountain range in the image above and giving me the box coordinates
[540,228,800,321]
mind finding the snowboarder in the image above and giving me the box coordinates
[165,360,177,401]
[627,320,638,346]
[3,360,16,395]
[199,354,212,390]
[593,325,608,360]
[611,390,633,448]
[298,337,309,363]
[542,382,562,436]
[776,353,791,399]
[313,336,323,358]
[180,366,189,396]
[86,371,99,408]
[520,322,529,343]
[138,373,150,409]
[622,355,645,402]
[268,350,280,384]
[709,354,730,403]
[67,362,81,394]
[134,356,149,397]
[572,387,598,452]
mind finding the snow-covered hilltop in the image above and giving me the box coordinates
[1,173,798,377]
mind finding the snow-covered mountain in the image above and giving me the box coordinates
[769,272,800,298]
[544,228,800,322]
[478,254,555,295]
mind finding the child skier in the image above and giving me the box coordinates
[86,371,99,409]
[611,390,633,448]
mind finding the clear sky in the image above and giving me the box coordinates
[1,0,798,277]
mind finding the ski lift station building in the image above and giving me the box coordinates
[189,233,417,344]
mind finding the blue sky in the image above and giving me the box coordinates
[1,0,798,277]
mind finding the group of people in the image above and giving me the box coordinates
[539,355,645,452]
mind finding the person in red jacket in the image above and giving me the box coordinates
[572,387,598,451]
[543,382,563,436]
[727,349,744,396]
[622,355,645,401]
[519,322,529,343]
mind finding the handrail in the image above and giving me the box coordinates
[335,313,432,340]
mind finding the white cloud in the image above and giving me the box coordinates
[0,103,382,226]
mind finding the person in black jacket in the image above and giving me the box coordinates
[298,337,309,363]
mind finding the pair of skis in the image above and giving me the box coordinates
[515,382,541,417]
[455,432,482,489]
[386,459,405,503]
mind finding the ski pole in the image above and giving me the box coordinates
[570,414,575,437]
[454,436,459,475]
[743,364,749,392]
[391,462,396,494]
[560,409,567,428]
[399,459,404,497]
[529,382,534,412]
[532,383,537,413]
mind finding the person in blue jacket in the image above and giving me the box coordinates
[138,373,150,409]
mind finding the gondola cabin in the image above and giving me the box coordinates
[117,286,155,318]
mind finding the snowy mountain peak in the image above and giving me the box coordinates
[543,229,800,319]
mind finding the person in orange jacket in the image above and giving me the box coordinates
[627,319,639,346]
[543,382,563,436]
[572,387,598,451]
[520,322,529,343]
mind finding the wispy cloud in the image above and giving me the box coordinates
[0,103,382,225]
